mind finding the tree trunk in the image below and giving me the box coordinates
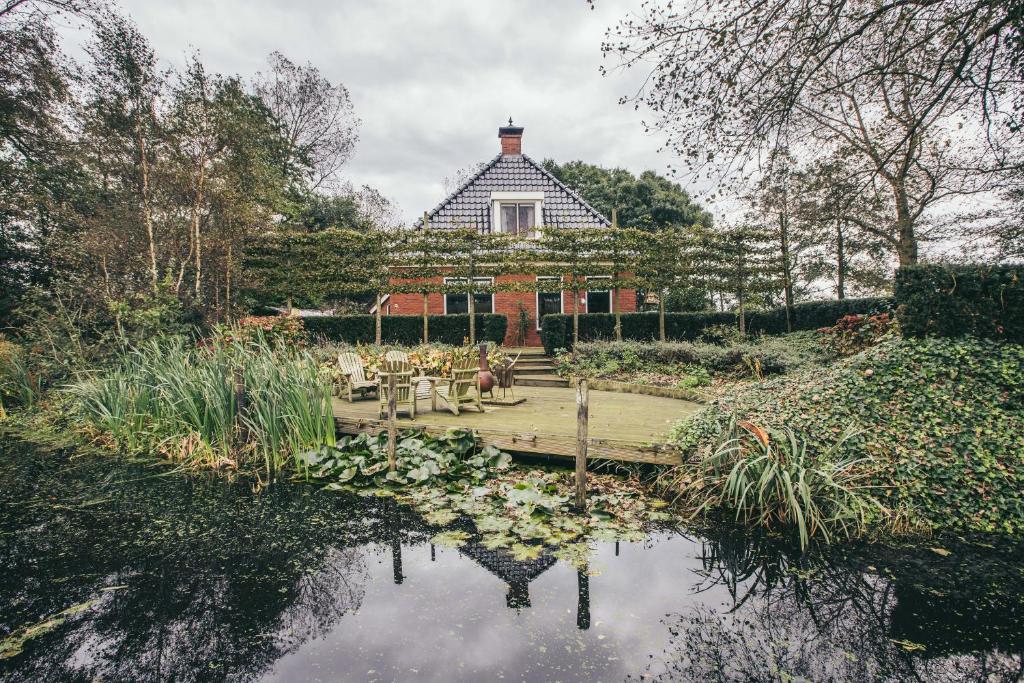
[836,220,846,300]
[468,290,476,345]
[779,212,793,333]
[136,114,159,293]
[375,291,382,345]
[192,162,206,300]
[572,282,580,347]
[610,274,618,344]
[658,294,666,342]
[225,242,232,321]
[738,287,746,336]
[893,182,918,266]
[422,292,429,344]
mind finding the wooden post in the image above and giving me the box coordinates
[387,372,397,471]
[576,568,591,630]
[575,378,588,510]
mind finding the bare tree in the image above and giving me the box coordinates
[605,0,1024,264]
[252,51,359,191]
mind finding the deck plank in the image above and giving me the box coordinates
[331,384,699,466]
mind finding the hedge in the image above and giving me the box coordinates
[894,264,1023,343]
[540,298,889,354]
[304,313,508,346]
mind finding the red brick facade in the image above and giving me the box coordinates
[382,273,637,347]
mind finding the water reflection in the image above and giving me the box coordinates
[1,434,1022,682]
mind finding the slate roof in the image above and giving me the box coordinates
[414,154,610,231]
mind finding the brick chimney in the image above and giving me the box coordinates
[498,119,524,156]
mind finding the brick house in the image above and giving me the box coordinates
[380,123,637,346]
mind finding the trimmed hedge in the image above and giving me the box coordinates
[541,298,889,354]
[304,313,508,346]
[894,264,1023,342]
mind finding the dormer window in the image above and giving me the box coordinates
[491,191,543,237]
[500,203,534,235]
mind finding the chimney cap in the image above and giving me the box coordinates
[498,116,523,137]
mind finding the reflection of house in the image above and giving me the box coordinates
[458,543,557,609]
[381,122,638,347]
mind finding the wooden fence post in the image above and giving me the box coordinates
[575,378,588,510]
[387,372,397,471]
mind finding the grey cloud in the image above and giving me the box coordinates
[119,0,696,224]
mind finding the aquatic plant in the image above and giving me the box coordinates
[671,415,884,549]
[66,332,334,478]
[295,429,512,486]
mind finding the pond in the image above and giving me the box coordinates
[1,432,1023,682]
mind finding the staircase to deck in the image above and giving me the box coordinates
[506,347,569,388]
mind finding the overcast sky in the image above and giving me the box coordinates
[111,0,688,224]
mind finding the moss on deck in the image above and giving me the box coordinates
[331,384,700,464]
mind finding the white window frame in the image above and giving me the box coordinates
[443,276,494,315]
[491,191,543,237]
[535,276,564,331]
[585,276,612,314]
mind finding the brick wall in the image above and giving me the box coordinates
[383,272,637,347]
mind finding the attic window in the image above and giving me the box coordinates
[491,191,543,237]
[500,203,534,235]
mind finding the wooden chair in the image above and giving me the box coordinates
[337,352,377,403]
[384,349,410,366]
[434,357,483,416]
[378,357,416,419]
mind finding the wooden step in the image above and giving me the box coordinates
[517,361,555,370]
[515,368,561,377]
[514,376,570,388]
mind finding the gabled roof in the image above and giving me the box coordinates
[415,154,610,231]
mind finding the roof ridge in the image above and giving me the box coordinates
[521,154,611,226]
[413,154,502,229]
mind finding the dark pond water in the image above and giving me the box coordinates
[2,432,1023,682]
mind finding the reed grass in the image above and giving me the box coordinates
[67,332,335,480]
[667,414,884,549]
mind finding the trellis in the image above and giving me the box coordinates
[244,224,699,346]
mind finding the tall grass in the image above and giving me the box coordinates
[67,333,335,480]
[667,415,884,549]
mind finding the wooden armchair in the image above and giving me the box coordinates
[433,357,483,416]
[337,352,377,403]
[378,357,416,419]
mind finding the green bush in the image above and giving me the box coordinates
[540,298,889,353]
[557,334,826,381]
[894,264,1023,342]
[670,336,1024,534]
[304,314,508,346]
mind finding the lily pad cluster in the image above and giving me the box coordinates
[295,429,513,487]
[397,469,676,570]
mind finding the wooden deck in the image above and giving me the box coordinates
[332,384,701,466]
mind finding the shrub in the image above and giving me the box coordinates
[213,315,305,346]
[666,415,883,548]
[670,336,1024,534]
[819,313,895,356]
[304,313,507,346]
[556,334,827,382]
[894,263,1023,342]
[540,297,890,353]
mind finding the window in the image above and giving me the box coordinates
[586,277,611,314]
[536,277,562,330]
[444,278,494,315]
[500,203,535,236]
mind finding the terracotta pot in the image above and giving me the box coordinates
[478,342,495,392]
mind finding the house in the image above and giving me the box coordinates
[381,122,638,347]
